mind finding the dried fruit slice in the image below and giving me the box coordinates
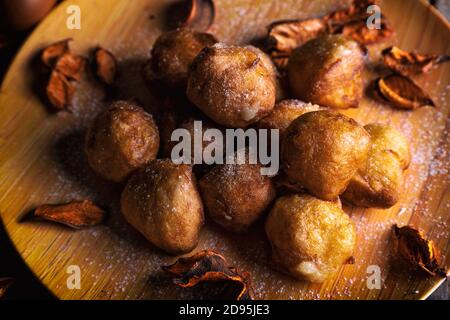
[41,38,72,68]
[326,0,381,30]
[46,70,76,110]
[382,46,450,77]
[54,53,86,81]
[34,200,106,229]
[392,225,447,277]
[340,19,394,45]
[94,47,117,85]
[163,250,253,300]
[377,74,435,110]
[182,0,215,32]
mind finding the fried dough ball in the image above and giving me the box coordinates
[363,123,411,169]
[187,43,276,128]
[342,124,410,208]
[245,45,284,101]
[198,160,276,232]
[257,99,322,138]
[282,110,370,200]
[287,35,365,109]
[85,101,160,182]
[161,116,220,161]
[145,28,217,88]
[265,194,356,282]
[121,159,204,254]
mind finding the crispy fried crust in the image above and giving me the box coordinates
[282,110,370,200]
[288,35,364,109]
[85,101,160,182]
[146,28,217,88]
[342,123,410,208]
[199,162,275,232]
[257,99,322,138]
[265,194,356,282]
[121,159,204,254]
[187,44,276,128]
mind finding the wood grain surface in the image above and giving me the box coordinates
[0,0,449,300]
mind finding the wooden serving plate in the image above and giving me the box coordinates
[0,0,449,300]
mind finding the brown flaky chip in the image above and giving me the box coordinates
[376,74,435,110]
[34,200,106,229]
[382,46,450,77]
[0,278,14,299]
[40,39,86,110]
[163,250,253,300]
[182,0,216,32]
[392,225,447,277]
[41,38,71,67]
[46,70,76,110]
[94,47,117,85]
[339,18,393,45]
[54,53,86,81]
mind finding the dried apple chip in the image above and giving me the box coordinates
[94,47,117,86]
[55,53,86,81]
[376,74,435,110]
[182,0,215,32]
[34,200,106,229]
[340,19,394,45]
[382,46,450,77]
[163,250,253,300]
[392,225,447,277]
[46,70,76,110]
[41,38,72,68]
[40,39,86,110]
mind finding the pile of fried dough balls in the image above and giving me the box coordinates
[84,29,410,282]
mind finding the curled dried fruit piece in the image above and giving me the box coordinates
[325,0,392,43]
[40,39,85,110]
[0,278,14,299]
[46,70,76,110]
[94,47,117,85]
[34,200,106,229]
[339,19,393,45]
[55,53,86,81]
[376,74,435,110]
[382,46,450,77]
[392,225,447,277]
[183,0,215,32]
[41,38,71,67]
[163,250,253,300]
[268,18,327,69]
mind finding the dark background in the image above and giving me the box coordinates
[0,0,448,300]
